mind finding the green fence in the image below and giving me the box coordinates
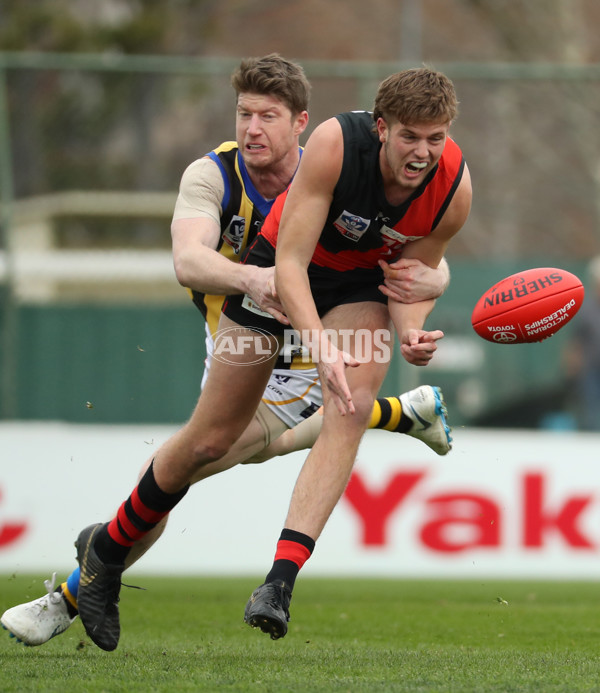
[0,258,585,427]
[12,303,204,424]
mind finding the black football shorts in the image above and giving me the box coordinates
[222,235,387,334]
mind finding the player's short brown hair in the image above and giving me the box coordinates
[373,67,458,126]
[231,54,311,115]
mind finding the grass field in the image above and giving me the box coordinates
[1,574,600,692]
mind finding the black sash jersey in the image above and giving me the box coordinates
[260,111,465,272]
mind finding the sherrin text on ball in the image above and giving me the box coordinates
[471,267,584,344]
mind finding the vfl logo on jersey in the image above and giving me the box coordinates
[222,215,245,254]
[333,211,371,242]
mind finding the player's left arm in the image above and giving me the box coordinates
[400,163,472,269]
[389,163,472,365]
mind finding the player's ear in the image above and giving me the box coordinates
[294,110,309,136]
[376,117,388,143]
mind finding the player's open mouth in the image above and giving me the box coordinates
[247,144,265,150]
[406,161,428,173]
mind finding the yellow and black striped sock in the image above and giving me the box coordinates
[369,396,411,433]
[59,582,79,617]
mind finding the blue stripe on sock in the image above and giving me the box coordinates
[66,566,80,598]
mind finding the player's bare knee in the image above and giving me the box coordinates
[350,389,377,427]
[189,432,235,464]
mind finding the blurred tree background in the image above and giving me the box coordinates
[2,0,600,258]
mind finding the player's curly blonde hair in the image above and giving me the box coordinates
[231,53,311,116]
[373,67,458,126]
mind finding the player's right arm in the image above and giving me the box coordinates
[171,157,286,321]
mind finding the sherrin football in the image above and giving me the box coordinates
[471,267,584,344]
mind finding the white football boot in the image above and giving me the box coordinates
[400,385,452,456]
[1,573,76,646]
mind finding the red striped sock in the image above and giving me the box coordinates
[265,528,315,589]
[273,538,313,569]
[107,486,172,547]
[94,461,189,564]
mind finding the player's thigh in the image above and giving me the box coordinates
[321,300,392,366]
[188,315,280,437]
[321,301,392,414]
[321,300,390,335]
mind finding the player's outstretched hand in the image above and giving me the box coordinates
[245,265,290,324]
[317,341,359,415]
[400,328,444,366]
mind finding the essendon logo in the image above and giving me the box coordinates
[483,271,563,309]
